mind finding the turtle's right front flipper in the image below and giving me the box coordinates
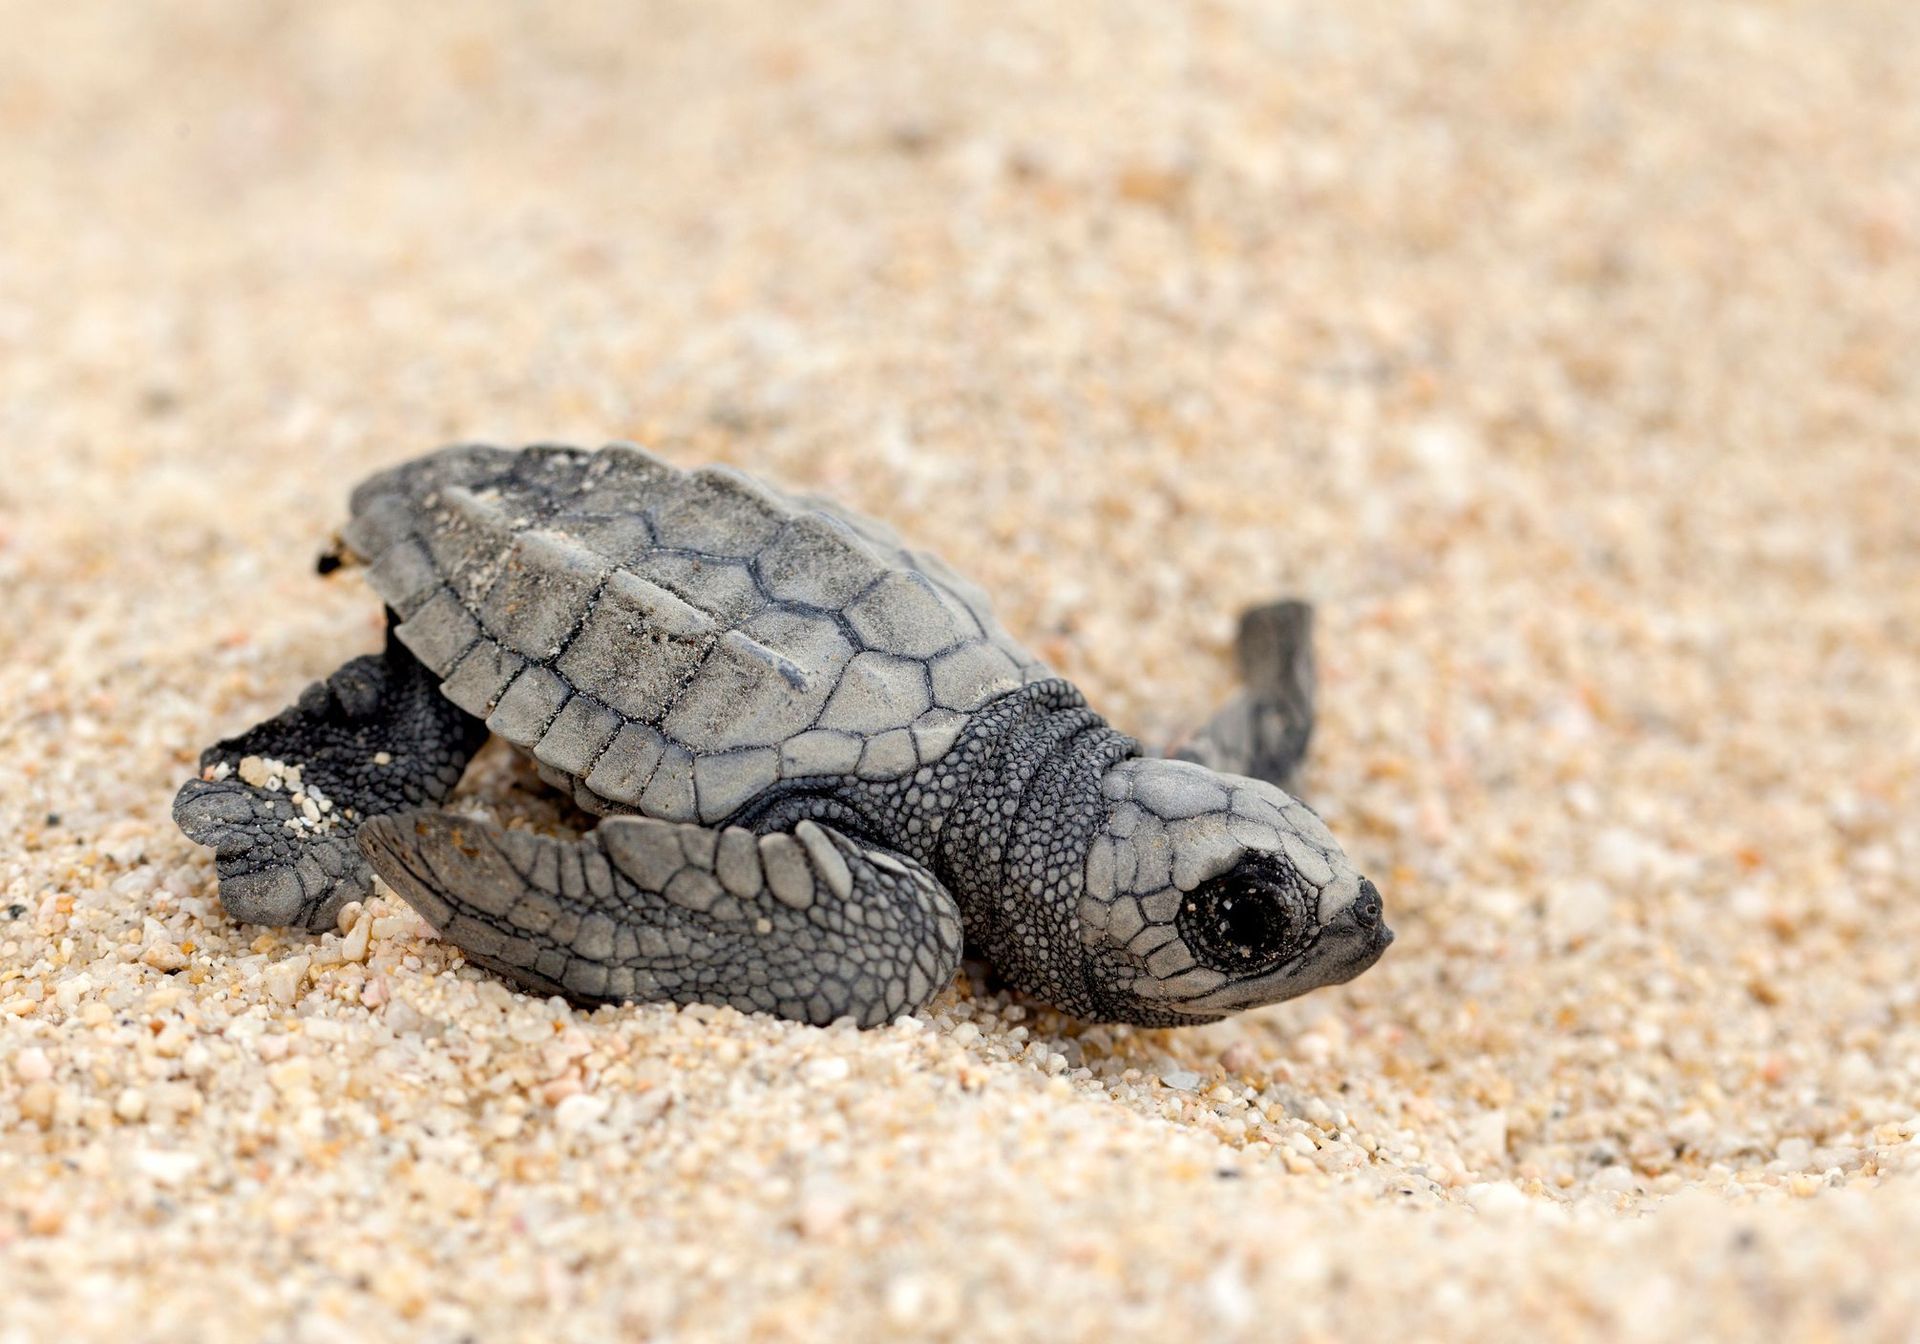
[359,812,963,1028]
[173,622,489,931]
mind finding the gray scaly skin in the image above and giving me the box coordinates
[175,444,1392,1028]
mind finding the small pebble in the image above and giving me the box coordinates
[553,1093,610,1133]
[341,912,373,964]
[1465,1182,1532,1217]
[803,1056,851,1085]
[140,941,188,972]
[263,955,311,1006]
[1219,1042,1257,1075]
[13,1047,52,1083]
[1591,1166,1639,1195]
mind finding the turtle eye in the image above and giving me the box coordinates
[1177,868,1312,974]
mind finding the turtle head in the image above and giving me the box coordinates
[1077,757,1391,1025]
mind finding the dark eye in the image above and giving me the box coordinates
[1177,868,1312,974]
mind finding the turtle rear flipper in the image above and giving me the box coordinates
[1171,599,1316,792]
[359,811,963,1028]
[173,619,488,931]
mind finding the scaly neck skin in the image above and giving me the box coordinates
[936,681,1137,1019]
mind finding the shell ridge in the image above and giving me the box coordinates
[358,444,1048,794]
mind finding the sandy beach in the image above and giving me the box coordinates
[2,3,1918,1339]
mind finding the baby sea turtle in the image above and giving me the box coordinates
[174,444,1391,1027]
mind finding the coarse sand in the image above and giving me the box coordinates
[2,3,1918,1340]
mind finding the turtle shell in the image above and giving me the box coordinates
[340,444,1049,823]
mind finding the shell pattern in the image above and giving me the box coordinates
[340,445,1051,826]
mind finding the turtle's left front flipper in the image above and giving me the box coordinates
[359,812,964,1028]
[1171,599,1317,792]
[173,620,489,931]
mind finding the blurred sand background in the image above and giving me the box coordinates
[2,3,1919,1340]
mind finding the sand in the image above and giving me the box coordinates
[2,2,1918,1340]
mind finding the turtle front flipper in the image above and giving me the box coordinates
[1171,599,1317,792]
[358,812,964,1028]
[173,620,489,931]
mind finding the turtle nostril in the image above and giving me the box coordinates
[1352,878,1383,928]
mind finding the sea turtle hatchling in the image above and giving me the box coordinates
[174,444,1392,1027]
